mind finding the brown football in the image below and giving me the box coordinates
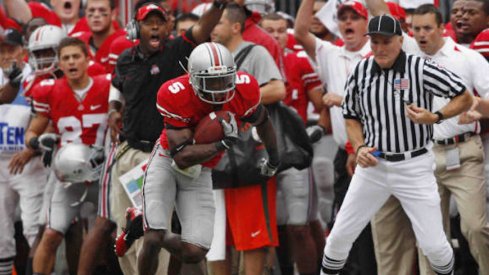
[193,110,230,144]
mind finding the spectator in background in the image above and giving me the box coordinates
[72,0,125,72]
[310,0,337,42]
[175,13,199,36]
[0,29,30,104]
[449,0,489,46]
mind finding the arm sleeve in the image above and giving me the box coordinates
[469,50,489,99]
[31,81,53,117]
[342,66,361,120]
[299,53,322,91]
[422,59,466,98]
[156,80,192,128]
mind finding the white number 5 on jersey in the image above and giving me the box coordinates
[236,74,250,84]
[169,82,185,94]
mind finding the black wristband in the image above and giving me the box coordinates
[215,141,227,151]
[434,111,444,124]
[355,144,367,156]
[28,137,40,150]
[213,0,227,10]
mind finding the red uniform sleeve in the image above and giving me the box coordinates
[87,61,107,76]
[31,79,55,117]
[471,28,489,60]
[235,72,261,120]
[156,78,193,128]
[297,52,321,92]
[28,2,61,26]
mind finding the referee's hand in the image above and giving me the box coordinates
[405,104,437,124]
[356,146,378,168]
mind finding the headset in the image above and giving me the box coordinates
[125,2,168,41]
[125,19,139,41]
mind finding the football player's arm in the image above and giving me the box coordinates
[260,80,286,105]
[167,126,223,169]
[294,0,318,61]
[108,84,124,143]
[4,0,32,24]
[243,105,280,167]
[25,114,50,150]
[0,84,20,104]
[191,0,230,44]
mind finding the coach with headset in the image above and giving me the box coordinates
[107,1,230,273]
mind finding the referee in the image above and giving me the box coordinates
[320,15,473,275]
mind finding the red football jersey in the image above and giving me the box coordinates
[72,29,126,72]
[156,72,261,168]
[31,75,111,147]
[106,36,138,73]
[283,51,321,123]
[23,61,107,98]
[471,28,489,60]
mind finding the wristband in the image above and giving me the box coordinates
[28,137,40,150]
[434,111,444,124]
[213,0,227,10]
[215,140,228,151]
[355,144,367,156]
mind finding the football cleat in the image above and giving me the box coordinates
[114,207,144,257]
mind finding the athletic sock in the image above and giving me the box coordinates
[0,257,14,275]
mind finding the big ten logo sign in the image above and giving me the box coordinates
[0,123,25,152]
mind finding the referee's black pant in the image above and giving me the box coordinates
[330,148,377,275]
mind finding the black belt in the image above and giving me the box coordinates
[377,148,428,162]
[434,132,476,145]
[127,139,155,153]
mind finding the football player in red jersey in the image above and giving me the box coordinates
[261,13,326,275]
[24,25,107,99]
[25,37,111,275]
[72,0,125,72]
[138,42,279,275]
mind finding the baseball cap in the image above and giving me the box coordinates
[337,1,368,19]
[386,2,406,21]
[135,3,168,21]
[0,29,23,46]
[366,15,402,36]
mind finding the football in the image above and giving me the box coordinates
[194,110,230,144]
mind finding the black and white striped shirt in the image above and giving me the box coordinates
[342,51,466,153]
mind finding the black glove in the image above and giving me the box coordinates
[259,158,280,177]
[7,62,22,87]
[306,125,325,143]
[218,112,239,150]
[38,133,59,167]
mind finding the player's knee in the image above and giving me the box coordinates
[143,230,165,250]
[41,228,64,252]
[182,244,207,263]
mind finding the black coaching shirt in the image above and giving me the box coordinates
[112,29,196,145]
[342,51,466,153]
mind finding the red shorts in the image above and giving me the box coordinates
[224,177,278,251]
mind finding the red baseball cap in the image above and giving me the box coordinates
[387,2,406,21]
[337,1,368,19]
[135,3,168,21]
